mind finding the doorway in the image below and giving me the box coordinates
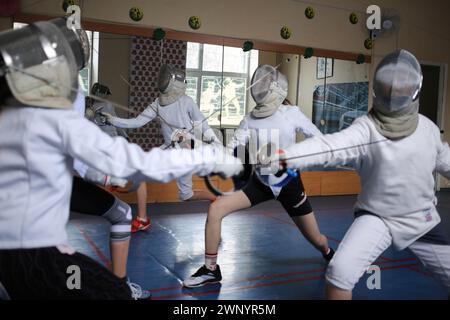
[420,63,447,190]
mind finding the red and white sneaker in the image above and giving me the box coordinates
[131,217,151,233]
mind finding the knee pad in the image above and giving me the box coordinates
[102,198,132,242]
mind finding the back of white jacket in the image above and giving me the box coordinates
[0,101,217,249]
[285,115,450,249]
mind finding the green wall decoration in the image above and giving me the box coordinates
[364,38,374,50]
[349,12,358,24]
[153,28,166,41]
[356,54,366,64]
[243,41,254,52]
[280,26,292,40]
[304,47,314,59]
[188,16,202,30]
[305,6,315,19]
[129,7,144,22]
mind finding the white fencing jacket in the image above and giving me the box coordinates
[285,114,450,250]
[108,95,218,146]
[0,95,219,249]
[229,105,322,150]
[229,105,322,196]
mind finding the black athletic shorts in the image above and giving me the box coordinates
[242,172,313,217]
[0,247,131,300]
[70,176,115,216]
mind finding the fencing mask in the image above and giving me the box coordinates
[369,50,423,139]
[250,65,288,118]
[0,17,90,109]
[91,82,112,97]
[158,64,186,106]
[86,83,112,125]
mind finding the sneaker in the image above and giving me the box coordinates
[322,247,335,262]
[183,265,222,288]
[127,280,152,300]
[131,217,151,233]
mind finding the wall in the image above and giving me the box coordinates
[97,32,131,115]
[19,0,372,53]
[280,53,300,105]
[18,0,450,188]
[18,0,450,122]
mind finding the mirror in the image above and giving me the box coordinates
[13,21,370,152]
[185,45,303,129]
[185,42,258,128]
[91,34,370,152]
[299,56,370,133]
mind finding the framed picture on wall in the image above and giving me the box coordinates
[316,57,334,79]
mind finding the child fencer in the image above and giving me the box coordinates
[104,65,218,215]
[276,50,450,299]
[85,83,151,233]
[183,65,333,288]
[0,19,242,300]
[72,87,150,299]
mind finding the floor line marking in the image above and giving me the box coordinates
[151,262,421,300]
[148,258,422,295]
[74,223,112,270]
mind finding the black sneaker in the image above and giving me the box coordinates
[322,248,335,262]
[183,265,222,288]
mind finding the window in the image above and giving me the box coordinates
[12,22,99,96]
[186,42,258,127]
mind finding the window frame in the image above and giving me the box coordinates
[186,42,255,128]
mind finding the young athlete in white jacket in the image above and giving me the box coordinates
[278,50,450,299]
[105,65,219,203]
[0,20,241,300]
[183,65,334,288]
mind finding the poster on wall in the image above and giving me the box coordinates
[312,82,369,134]
[316,57,334,79]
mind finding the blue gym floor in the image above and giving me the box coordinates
[68,190,450,300]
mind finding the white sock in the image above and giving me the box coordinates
[205,253,218,271]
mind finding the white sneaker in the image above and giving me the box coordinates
[127,279,151,300]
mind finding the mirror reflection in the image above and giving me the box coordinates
[299,57,370,134]
[13,22,370,149]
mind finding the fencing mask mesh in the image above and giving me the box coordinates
[369,50,423,139]
[0,17,90,109]
[250,65,288,118]
[373,50,422,114]
[158,64,186,106]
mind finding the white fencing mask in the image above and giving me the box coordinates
[369,50,423,139]
[0,17,90,109]
[158,64,186,106]
[250,65,288,118]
